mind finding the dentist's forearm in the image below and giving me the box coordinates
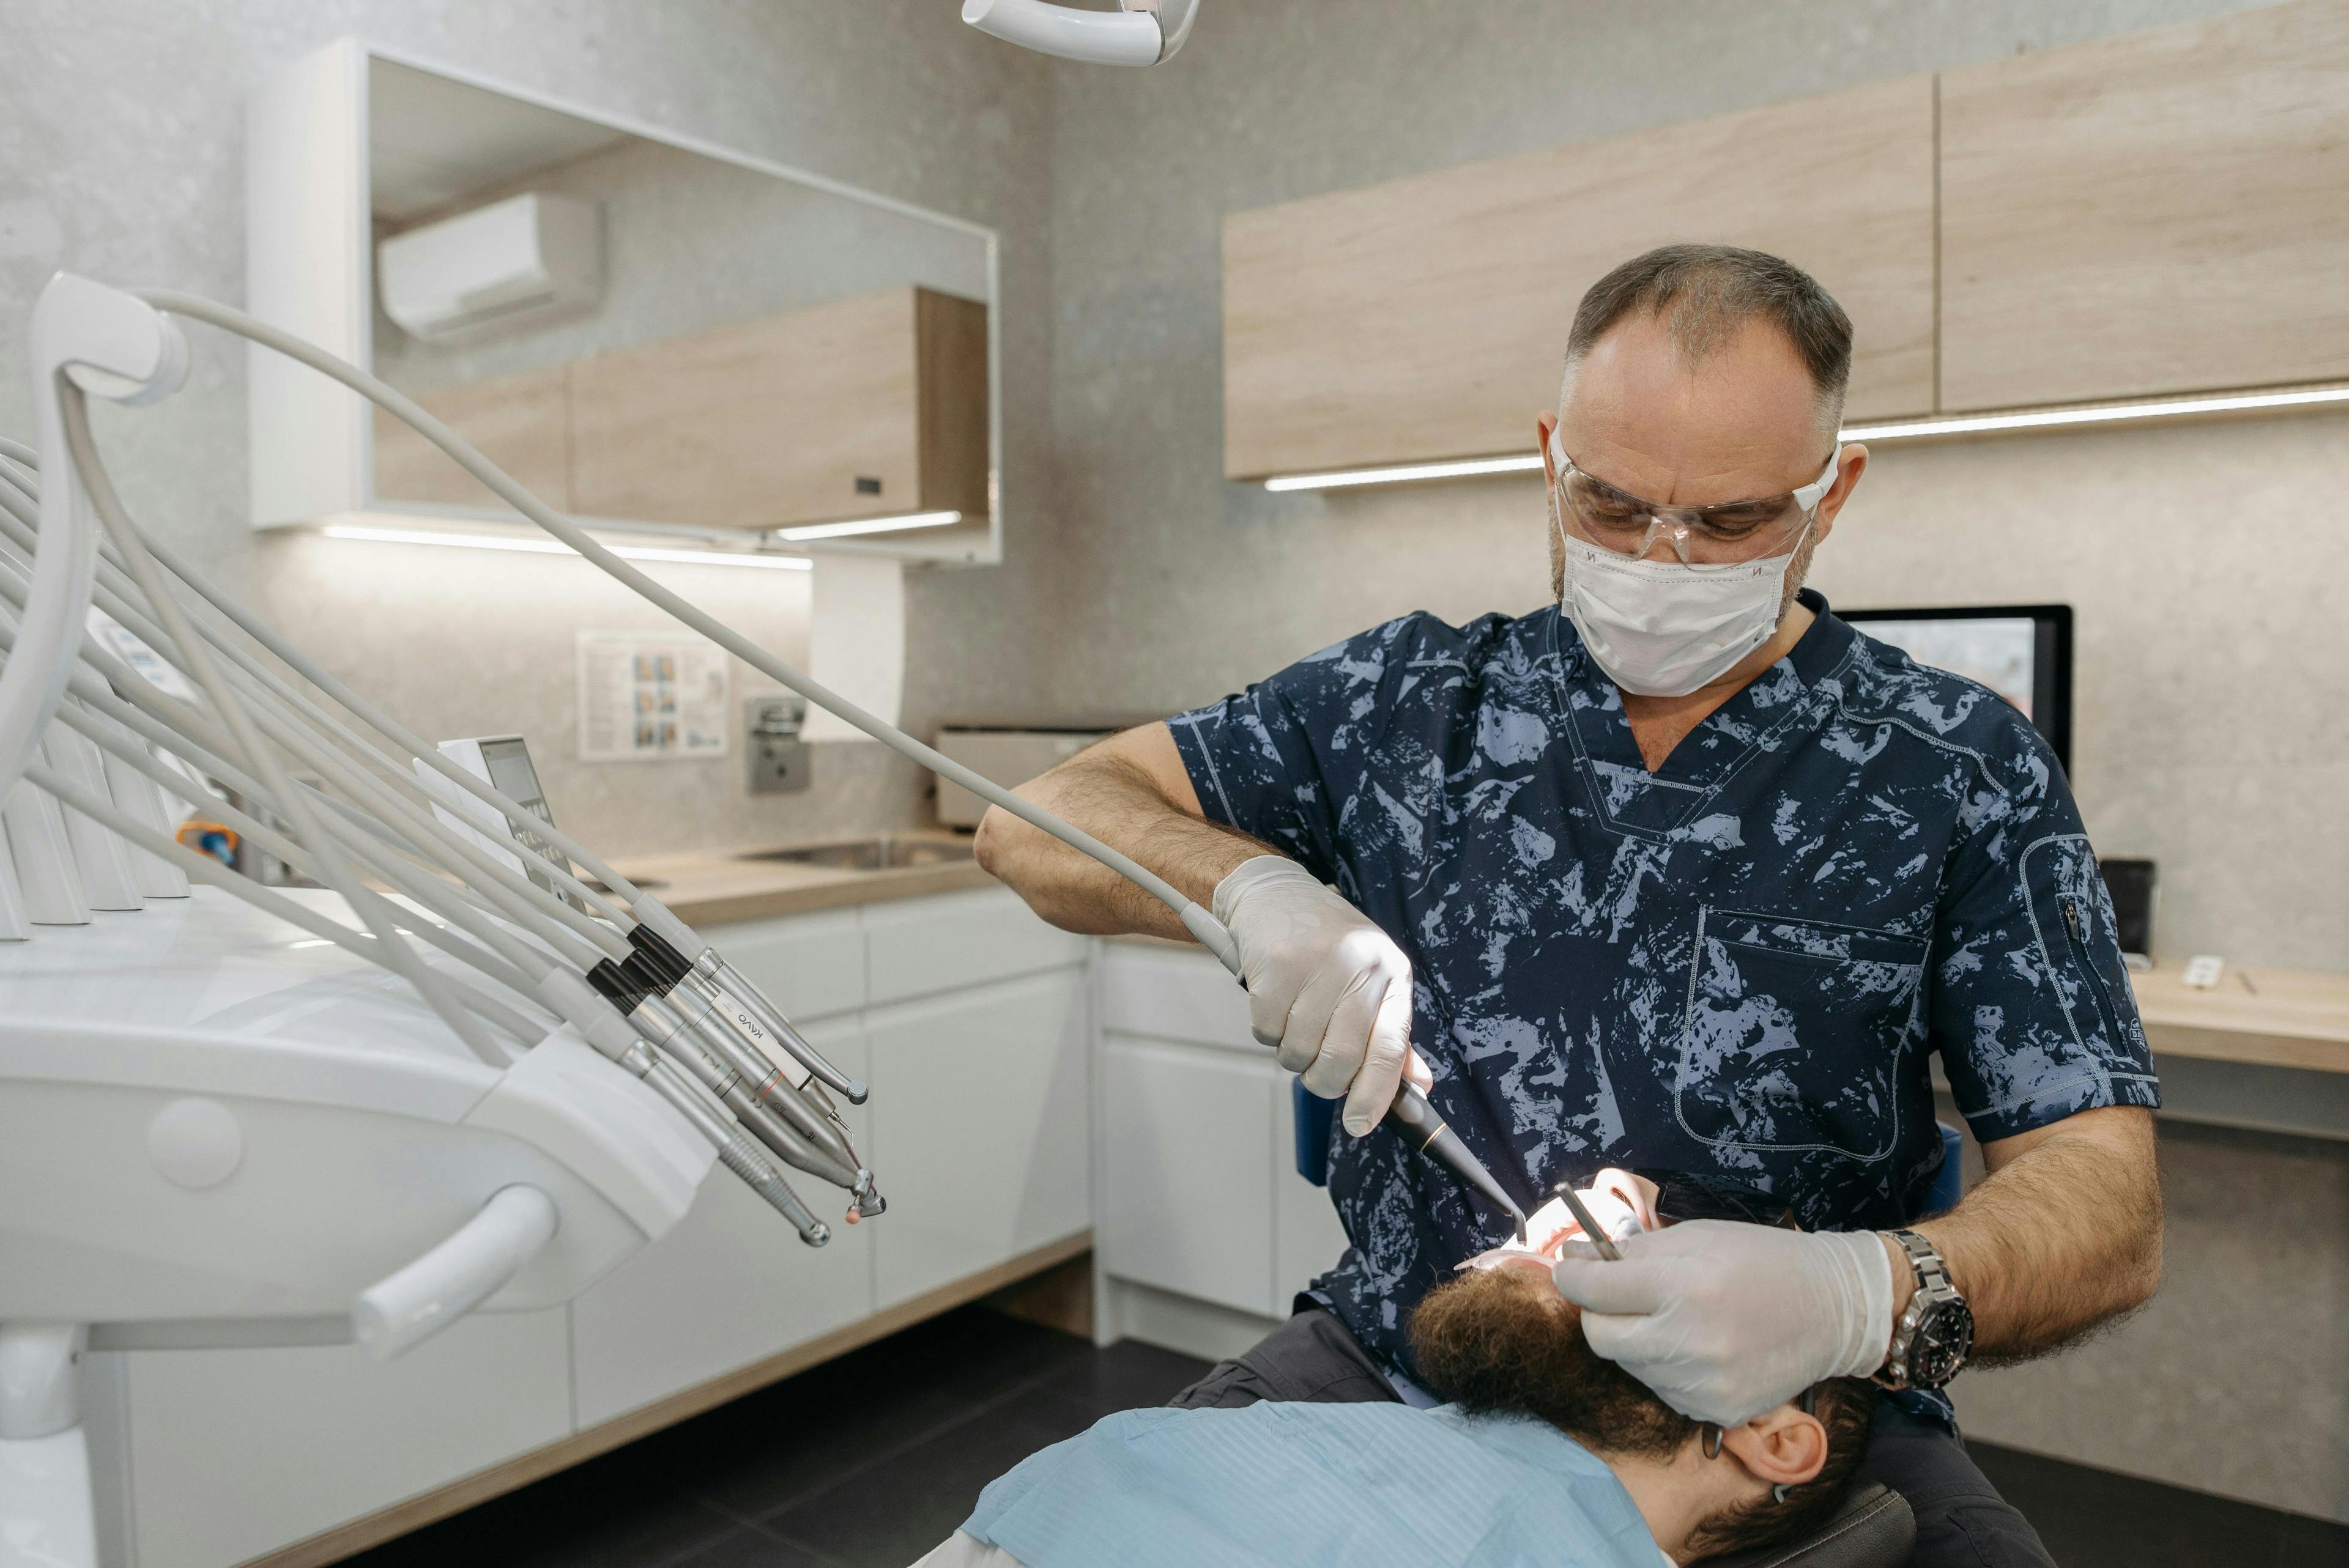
[1888,1106,2162,1363]
[975,736,1267,939]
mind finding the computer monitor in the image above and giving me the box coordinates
[1839,604,2074,775]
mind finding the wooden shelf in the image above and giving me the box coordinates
[2134,960,2349,1075]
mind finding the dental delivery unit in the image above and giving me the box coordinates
[0,270,1521,1561]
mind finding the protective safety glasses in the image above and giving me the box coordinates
[1549,430,1841,567]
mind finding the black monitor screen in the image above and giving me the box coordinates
[1839,604,2074,776]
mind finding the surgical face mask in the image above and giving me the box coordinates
[1549,433,1819,698]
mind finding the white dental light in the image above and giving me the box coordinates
[962,0,1200,67]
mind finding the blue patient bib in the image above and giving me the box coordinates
[961,1402,1664,1568]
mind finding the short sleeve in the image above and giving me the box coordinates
[1166,617,1422,887]
[1928,728,2161,1145]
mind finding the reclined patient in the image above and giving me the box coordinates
[909,1176,1874,1568]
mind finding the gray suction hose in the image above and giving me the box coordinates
[135,290,1526,1240]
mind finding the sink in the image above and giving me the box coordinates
[740,835,977,871]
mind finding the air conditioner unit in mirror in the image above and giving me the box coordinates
[378,191,601,340]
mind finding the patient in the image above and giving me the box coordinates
[908,1180,1873,1568]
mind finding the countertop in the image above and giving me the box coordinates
[2132,959,2349,1074]
[610,832,995,927]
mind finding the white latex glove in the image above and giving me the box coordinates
[1212,855,1428,1136]
[1550,1219,1894,1426]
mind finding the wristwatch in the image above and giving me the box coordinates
[1873,1229,1974,1392]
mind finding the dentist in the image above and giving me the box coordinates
[977,245,2161,1568]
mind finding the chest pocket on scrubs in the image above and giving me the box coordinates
[1675,908,1929,1160]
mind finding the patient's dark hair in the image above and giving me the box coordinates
[1412,1269,1876,1559]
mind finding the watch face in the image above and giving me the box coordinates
[1910,1298,1976,1388]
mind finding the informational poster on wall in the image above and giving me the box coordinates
[576,631,732,761]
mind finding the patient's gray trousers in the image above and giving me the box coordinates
[1167,1307,2056,1568]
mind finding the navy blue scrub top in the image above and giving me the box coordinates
[1169,591,2159,1375]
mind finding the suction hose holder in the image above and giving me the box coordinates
[4,274,187,800]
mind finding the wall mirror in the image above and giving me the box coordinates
[249,41,1001,564]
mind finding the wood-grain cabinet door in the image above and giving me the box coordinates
[1222,75,1936,479]
[865,968,1091,1308]
[1939,0,2349,410]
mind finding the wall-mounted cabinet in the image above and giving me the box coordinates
[373,286,989,533]
[249,39,1003,563]
[1222,76,1937,479]
[1938,0,2349,410]
[1224,0,2349,478]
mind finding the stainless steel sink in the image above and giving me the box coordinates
[739,835,977,871]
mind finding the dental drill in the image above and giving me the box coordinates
[10,272,1529,1247]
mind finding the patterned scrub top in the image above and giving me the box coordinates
[1168,591,2159,1375]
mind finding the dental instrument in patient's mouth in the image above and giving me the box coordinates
[1553,1182,1623,1262]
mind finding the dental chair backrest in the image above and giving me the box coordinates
[1704,1481,1916,1568]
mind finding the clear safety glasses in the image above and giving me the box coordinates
[1551,437,1842,568]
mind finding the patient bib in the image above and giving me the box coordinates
[960,1402,1663,1568]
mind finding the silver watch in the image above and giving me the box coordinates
[1874,1229,1973,1392]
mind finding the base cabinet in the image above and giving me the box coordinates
[95,889,1090,1568]
[570,1015,875,1427]
[1094,943,1353,1337]
[868,971,1091,1307]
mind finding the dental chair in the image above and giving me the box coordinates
[1290,1082,1956,1567]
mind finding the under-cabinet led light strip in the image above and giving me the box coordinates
[773,509,963,542]
[321,522,814,570]
[1261,382,2349,493]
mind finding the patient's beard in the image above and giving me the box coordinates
[1410,1267,1698,1460]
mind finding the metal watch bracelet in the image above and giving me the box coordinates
[1874,1227,1972,1392]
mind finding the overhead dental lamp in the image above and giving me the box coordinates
[962,0,1200,67]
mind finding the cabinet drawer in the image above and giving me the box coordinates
[864,887,1086,1006]
[866,970,1091,1307]
[1099,1035,1280,1318]
[570,1015,874,1427]
[703,906,866,1022]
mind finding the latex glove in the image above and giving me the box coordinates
[1551,1219,1894,1426]
[1212,855,1429,1135]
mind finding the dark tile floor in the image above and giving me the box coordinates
[346,1306,2347,1568]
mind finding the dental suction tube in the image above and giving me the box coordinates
[961,0,1199,67]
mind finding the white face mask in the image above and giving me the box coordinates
[1548,434,1815,698]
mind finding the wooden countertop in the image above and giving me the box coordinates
[611,832,995,926]
[2133,960,2349,1074]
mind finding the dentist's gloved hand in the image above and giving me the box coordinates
[1550,1219,1894,1426]
[1212,855,1430,1136]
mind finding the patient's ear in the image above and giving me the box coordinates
[1719,1405,1828,1488]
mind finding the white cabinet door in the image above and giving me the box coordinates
[124,1309,571,1568]
[864,887,1088,1006]
[1099,1037,1281,1318]
[699,906,867,1023]
[570,1015,875,1427]
[866,969,1091,1307]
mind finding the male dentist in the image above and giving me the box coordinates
[976,245,2161,1568]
